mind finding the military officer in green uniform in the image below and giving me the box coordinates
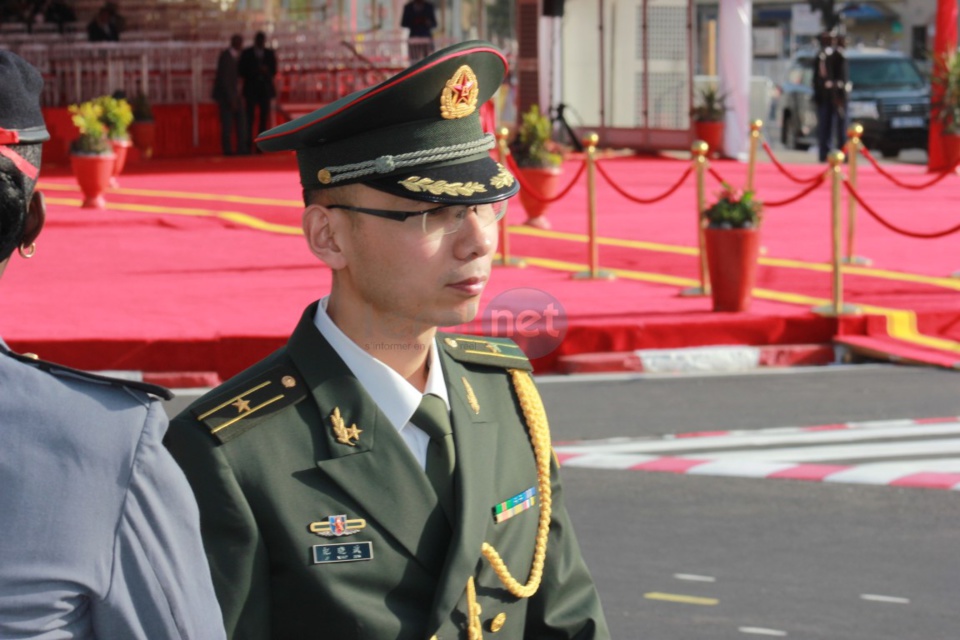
[165,40,610,640]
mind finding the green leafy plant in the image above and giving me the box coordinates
[691,85,727,122]
[704,183,762,229]
[131,91,154,122]
[94,95,134,141]
[68,100,111,154]
[512,104,563,169]
[931,50,960,134]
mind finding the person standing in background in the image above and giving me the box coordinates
[0,50,225,640]
[86,6,117,42]
[239,31,277,146]
[213,34,248,155]
[812,29,848,162]
[401,0,437,62]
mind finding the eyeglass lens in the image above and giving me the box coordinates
[421,201,507,236]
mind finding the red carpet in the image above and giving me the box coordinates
[4,150,960,380]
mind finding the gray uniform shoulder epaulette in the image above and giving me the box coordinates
[6,350,173,400]
[437,334,533,371]
[192,362,307,444]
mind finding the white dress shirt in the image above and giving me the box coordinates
[313,297,450,470]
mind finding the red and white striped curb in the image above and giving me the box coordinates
[554,417,960,491]
[557,344,837,374]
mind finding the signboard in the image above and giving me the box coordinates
[791,4,823,36]
[753,27,783,57]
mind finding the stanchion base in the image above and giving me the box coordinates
[842,255,873,266]
[679,286,711,297]
[811,303,862,317]
[571,270,617,281]
[494,256,528,268]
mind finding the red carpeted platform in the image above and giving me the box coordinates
[4,149,960,381]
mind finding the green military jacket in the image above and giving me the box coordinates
[166,303,609,640]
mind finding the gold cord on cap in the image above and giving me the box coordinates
[18,242,36,259]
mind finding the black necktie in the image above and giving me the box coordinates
[412,394,455,522]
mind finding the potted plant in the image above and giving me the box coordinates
[931,50,960,168]
[69,99,116,209]
[95,94,134,186]
[703,183,762,312]
[128,92,156,160]
[511,104,564,228]
[691,84,726,158]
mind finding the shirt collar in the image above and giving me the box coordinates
[312,297,449,432]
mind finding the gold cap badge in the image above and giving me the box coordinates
[440,65,479,120]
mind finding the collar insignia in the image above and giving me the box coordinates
[330,406,362,446]
[440,65,480,120]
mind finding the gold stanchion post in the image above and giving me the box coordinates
[681,140,711,296]
[573,133,615,280]
[842,123,871,266]
[813,151,861,317]
[494,127,526,268]
[746,119,762,193]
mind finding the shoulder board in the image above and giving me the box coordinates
[437,334,532,371]
[6,350,173,400]
[192,362,306,444]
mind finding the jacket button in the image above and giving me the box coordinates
[489,612,506,632]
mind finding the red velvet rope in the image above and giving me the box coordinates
[505,154,587,204]
[762,173,827,207]
[594,161,693,204]
[707,166,728,185]
[761,140,825,184]
[844,181,960,238]
[857,146,958,190]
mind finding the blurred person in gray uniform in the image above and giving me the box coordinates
[0,50,226,640]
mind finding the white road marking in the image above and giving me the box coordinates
[739,627,788,636]
[861,594,911,604]
[674,573,716,582]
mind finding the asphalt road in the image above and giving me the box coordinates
[539,365,960,640]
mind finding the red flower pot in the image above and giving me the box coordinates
[129,120,156,159]
[70,152,116,210]
[694,120,725,158]
[110,138,132,188]
[705,226,760,312]
[517,166,562,229]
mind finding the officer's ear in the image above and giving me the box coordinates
[303,203,347,270]
[21,190,46,247]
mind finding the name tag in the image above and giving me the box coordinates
[312,541,374,564]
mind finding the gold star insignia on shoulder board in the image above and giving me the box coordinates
[192,363,306,444]
[330,407,362,446]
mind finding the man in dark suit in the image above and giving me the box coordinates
[813,29,849,162]
[165,40,610,640]
[238,30,277,145]
[213,33,248,155]
[401,0,438,61]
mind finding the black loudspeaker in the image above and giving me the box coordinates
[542,0,564,17]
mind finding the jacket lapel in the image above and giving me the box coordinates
[286,304,450,575]
[427,351,500,630]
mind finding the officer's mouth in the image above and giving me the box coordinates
[447,276,487,296]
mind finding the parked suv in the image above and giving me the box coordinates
[778,47,929,158]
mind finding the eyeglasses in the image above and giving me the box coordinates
[326,200,507,237]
